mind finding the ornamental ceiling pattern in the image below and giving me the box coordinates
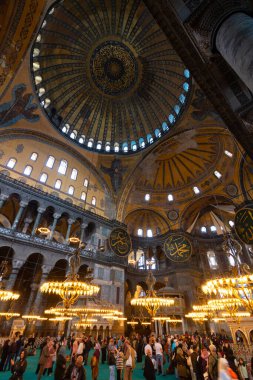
[31,0,191,154]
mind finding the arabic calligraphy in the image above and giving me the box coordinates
[109,228,132,257]
[164,234,192,262]
[235,208,253,245]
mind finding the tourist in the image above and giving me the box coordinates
[175,347,191,380]
[108,348,116,380]
[116,350,124,380]
[236,358,249,380]
[218,358,233,380]
[9,349,27,380]
[64,355,86,380]
[4,337,17,371]
[209,345,218,380]
[90,349,100,380]
[37,338,51,380]
[155,338,164,375]
[124,339,136,380]
[101,339,107,364]
[0,339,10,371]
[54,349,66,380]
[144,349,156,380]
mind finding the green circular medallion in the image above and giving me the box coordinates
[109,228,132,257]
[164,234,192,262]
[235,208,253,245]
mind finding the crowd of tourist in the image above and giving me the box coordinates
[0,331,253,380]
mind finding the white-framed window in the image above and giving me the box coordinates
[193,186,200,194]
[201,226,207,233]
[40,173,48,183]
[91,196,96,206]
[168,194,173,202]
[214,170,222,179]
[70,168,78,180]
[54,179,62,190]
[23,165,33,176]
[6,158,17,169]
[68,186,74,195]
[207,250,218,270]
[224,150,233,157]
[30,152,38,161]
[147,229,153,237]
[46,155,55,168]
[137,228,143,237]
[145,193,150,201]
[58,159,68,175]
[80,192,86,201]
[83,178,89,187]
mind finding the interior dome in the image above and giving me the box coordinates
[125,209,169,237]
[31,0,191,154]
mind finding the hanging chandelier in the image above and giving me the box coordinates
[130,271,174,318]
[44,306,123,317]
[0,312,20,320]
[40,246,99,308]
[0,289,20,301]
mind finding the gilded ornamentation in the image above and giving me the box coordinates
[109,228,132,257]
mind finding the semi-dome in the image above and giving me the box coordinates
[31,0,191,154]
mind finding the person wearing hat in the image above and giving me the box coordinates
[209,345,218,380]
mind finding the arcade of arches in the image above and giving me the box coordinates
[0,0,253,346]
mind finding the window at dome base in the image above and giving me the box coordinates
[31,0,191,155]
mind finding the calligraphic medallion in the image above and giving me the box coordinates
[109,228,132,257]
[164,234,192,262]
[235,208,253,245]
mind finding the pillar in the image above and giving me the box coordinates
[80,223,88,244]
[24,283,40,315]
[216,12,253,93]
[22,217,33,234]
[31,207,46,236]
[11,201,28,230]
[32,265,52,315]
[5,260,23,290]
[65,218,75,243]
[0,194,8,209]
[48,213,61,241]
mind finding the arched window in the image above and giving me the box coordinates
[139,138,145,148]
[207,251,218,270]
[168,114,175,124]
[33,62,40,71]
[229,220,234,227]
[184,69,190,78]
[79,135,85,144]
[35,75,42,85]
[147,134,153,144]
[38,87,45,96]
[40,173,48,183]
[71,169,78,180]
[122,142,128,152]
[96,141,102,150]
[87,138,93,148]
[80,192,86,201]
[33,48,40,57]
[70,130,77,139]
[62,124,70,134]
[83,178,89,187]
[214,170,222,179]
[201,226,207,233]
[193,186,200,194]
[58,160,68,175]
[43,98,51,108]
[105,142,111,152]
[68,186,74,195]
[210,225,217,232]
[154,129,161,138]
[131,141,137,151]
[114,143,119,152]
[137,228,143,237]
[179,94,186,104]
[145,194,150,201]
[91,196,96,206]
[6,158,17,169]
[147,229,153,237]
[54,179,62,190]
[162,122,169,132]
[168,194,173,202]
[183,82,189,92]
[224,150,233,157]
[46,155,55,168]
[23,165,33,176]
[30,152,38,161]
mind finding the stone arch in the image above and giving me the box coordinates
[0,246,15,278]
[77,264,89,281]
[235,329,248,345]
[0,193,21,225]
[43,259,68,309]
[92,325,97,338]
[98,325,103,340]
[20,199,40,234]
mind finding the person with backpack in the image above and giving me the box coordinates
[209,345,218,380]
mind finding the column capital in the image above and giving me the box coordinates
[41,264,52,275]
[20,201,28,208]
[12,259,23,270]
[53,213,61,219]
[37,207,46,214]
[81,223,88,229]
[68,218,75,225]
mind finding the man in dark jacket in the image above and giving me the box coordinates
[144,349,155,380]
[64,355,86,380]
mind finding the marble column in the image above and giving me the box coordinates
[80,223,88,244]
[0,194,9,209]
[65,218,75,244]
[24,282,40,315]
[11,201,28,230]
[22,217,33,234]
[5,260,23,290]
[48,213,61,241]
[31,208,46,236]
[216,12,253,93]
[32,265,52,315]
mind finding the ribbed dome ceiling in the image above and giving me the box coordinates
[31,0,191,154]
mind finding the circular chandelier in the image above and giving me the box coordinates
[130,272,174,318]
[0,289,20,301]
[44,306,123,317]
[22,314,41,322]
[40,247,99,308]
[202,272,253,315]
[0,312,20,320]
